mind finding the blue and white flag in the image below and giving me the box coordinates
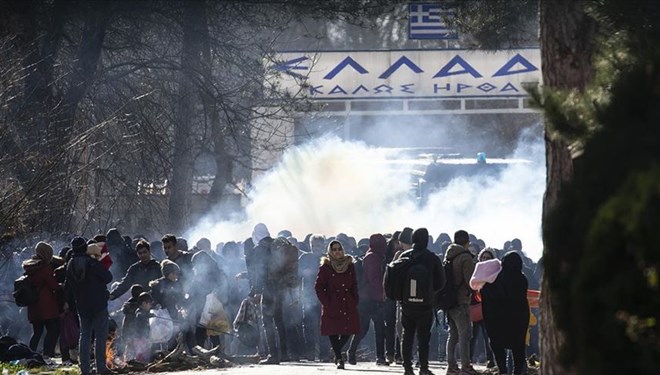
[409,3,457,40]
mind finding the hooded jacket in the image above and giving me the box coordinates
[361,234,387,301]
[64,252,113,318]
[22,259,59,322]
[445,243,476,306]
[481,252,529,348]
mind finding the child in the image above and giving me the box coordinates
[121,284,144,360]
[133,292,154,362]
[86,241,113,270]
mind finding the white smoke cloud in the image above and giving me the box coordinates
[187,133,545,260]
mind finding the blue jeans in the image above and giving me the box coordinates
[79,310,109,374]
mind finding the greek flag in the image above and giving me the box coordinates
[409,3,457,40]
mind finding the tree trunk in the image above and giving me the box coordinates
[7,0,109,233]
[539,1,597,374]
[168,0,204,234]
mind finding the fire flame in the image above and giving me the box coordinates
[106,336,128,370]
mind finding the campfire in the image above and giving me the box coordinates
[101,334,260,373]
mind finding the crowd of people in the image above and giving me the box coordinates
[0,225,542,375]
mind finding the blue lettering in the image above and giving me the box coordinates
[500,83,520,92]
[352,85,370,95]
[328,85,348,95]
[323,56,369,80]
[400,84,415,94]
[476,83,497,93]
[310,85,324,95]
[374,84,394,94]
[434,83,451,93]
[434,55,482,78]
[457,83,472,93]
[492,54,538,77]
[379,56,424,79]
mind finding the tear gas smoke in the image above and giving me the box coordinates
[187,133,545,260]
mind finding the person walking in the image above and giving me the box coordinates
[444,230,477,375]
[314,240,360,369]
[472,252,529,375]
[348,233,388,365]
[23,241,60,358]
[64,237,113,375]
[399,228,444,375]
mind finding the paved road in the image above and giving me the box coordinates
[167,360,490,375]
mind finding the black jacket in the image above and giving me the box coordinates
[249,237,273,295]
[399,248,445,309]
[64,253,113,318]
[149,277,184,320]
[110,259,162,300]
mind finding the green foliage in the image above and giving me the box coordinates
[449,0,539,48]
[543,3,660,371]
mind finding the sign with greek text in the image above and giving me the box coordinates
[269,49,541,100]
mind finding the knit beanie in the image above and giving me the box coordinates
[399,227,413,245]
[71,237,88,254]
[130,284,145,299]
[160,259,180,277]
[412,228,429,250]
[34,241,53,262]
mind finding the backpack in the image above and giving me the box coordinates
[267,237,300,288]
[435,251,469,311]
[13,274,39,307]
[384,250,427,302]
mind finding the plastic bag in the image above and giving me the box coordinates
[60,310,80,349]
[149,309,173,343]
[200,293,230,335]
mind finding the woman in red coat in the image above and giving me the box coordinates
[23,241,60,357]
[315,240,360,369]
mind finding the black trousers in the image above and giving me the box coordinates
[383,299,397,358]
[30,318,60,357]
[401,307,434,371]
[262,285,288,360]
[303,302,330,360]
[491,341,526,375]
[328,335,351,359]
[348,300,386,360]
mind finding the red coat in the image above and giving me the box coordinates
[314,261,360,336]
[23,262,60,322]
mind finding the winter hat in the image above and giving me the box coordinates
[130,284,145,299]
[160,259,180,277]
[137,292,153,304]
[392,231,402,241]
[71,237,88,254]
[478,248,496,261]
[34,242,53,262]
[399,227,413,245]
[412,228,429,250]
[252,223,270,245]
[277,230,292,238]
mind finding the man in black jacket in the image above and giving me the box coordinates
[251,223,288,365]
[64,237,113,375]
[400,228,445,375]
[109,240,161,300]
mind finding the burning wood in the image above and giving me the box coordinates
[106,336,128,371]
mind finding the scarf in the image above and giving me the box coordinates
[325,254,353,274]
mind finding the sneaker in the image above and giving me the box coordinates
[348,352,357,365]
[376,358,390,366]
[486,360,496,368]
[460,365,479,375]
[415,361,421,368]
[420,369,436,375]
[259,355,280,365]
[337,360,345,369]
[404,368,416,375]
[446,366,460,375]
[396,356,404,365]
